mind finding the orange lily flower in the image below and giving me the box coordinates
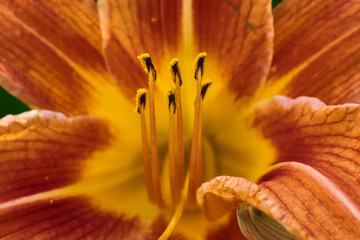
[0,0,359,239]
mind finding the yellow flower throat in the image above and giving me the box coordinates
[136,52,212,211]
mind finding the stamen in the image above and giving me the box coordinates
[137,53,164,207]
[195,109,203,197]
[195,80,212,191]
[187,52,207,208]
[137,53,211,212]
[168,89,178,205]
[136,89,154,203]
[169,58,184,204]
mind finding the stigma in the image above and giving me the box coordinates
[136,53,211,210]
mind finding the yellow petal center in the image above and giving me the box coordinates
[77,50,277,239]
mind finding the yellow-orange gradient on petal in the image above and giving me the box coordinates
[198,96,360,239]
[0,0,359,239]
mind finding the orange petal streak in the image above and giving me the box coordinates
[0,196,142,239]
[98,0,183,95]
[0,110,112,204]
[266,0,360,105]
[0,195,192,239]
[0,0,112,115]
[192,0,273,100]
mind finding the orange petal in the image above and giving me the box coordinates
[198,96,360,239]
[0,195,193,239]
[197,176,260,221]
[253,96,360,207]
[98,0,183,94]
[198,166,360,240]
[253,96,360,238]
[0,196,142,239]
[259,162,360,239]
[0,110,111,203]
[0,0,112,115]
[192,0,273,99]
[266,0,360,105]
[0,110,186,239]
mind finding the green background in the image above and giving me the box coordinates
[0,0,282,118]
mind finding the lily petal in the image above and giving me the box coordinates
[266,0,360,105]
[0,0,112,115]
[0,195,194,239]
[0,110,111,203]
[0,196,142,239]
[192,0,273,99]
[199,166,360,240]
[98,0,183,94]
[252,96,360,238]
[253,96,360,206]
[0,110,190,239]
[198,96,360,239]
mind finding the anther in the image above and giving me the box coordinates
[136,89,154,203]
[170,58,182,86]
[193,52,207,80]
[136,88,147,113]
[137,53,157,80]
[201,80,213,100]
[138,53,164,207]
[168,89,176,113]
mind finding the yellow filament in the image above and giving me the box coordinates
[158,194,185,240]
[158,174,189,240]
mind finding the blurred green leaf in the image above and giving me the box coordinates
[272,0,282,8]
[0,86,30,118]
